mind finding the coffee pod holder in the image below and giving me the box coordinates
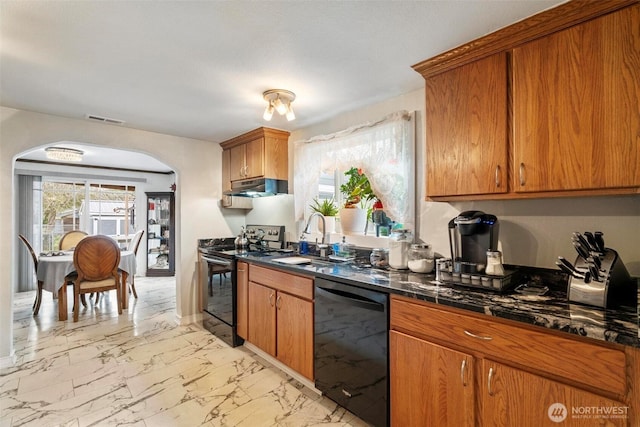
[568,248,636,309]
[436,260,520,293]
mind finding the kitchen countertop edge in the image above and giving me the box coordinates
[240,255,639,349]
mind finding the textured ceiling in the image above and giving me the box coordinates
[3,1,564,171]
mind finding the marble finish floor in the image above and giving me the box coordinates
[1,276,369,427]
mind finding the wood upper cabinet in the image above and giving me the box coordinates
[246,264,314,380]
[390,330,475,427]
[221,127,290,184]
[236,261,249,339]
[482,359,627,427]
[425,52,508,197]
[415,1,640,200]
[229,138,263,181]
[512,4,640,193]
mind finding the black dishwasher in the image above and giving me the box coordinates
[314,277,388,427]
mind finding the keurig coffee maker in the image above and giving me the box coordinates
[448,210,499,273]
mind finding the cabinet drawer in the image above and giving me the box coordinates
[249,264,313,300]
[390,296,626,396]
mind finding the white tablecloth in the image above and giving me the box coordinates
[37,250,137,293]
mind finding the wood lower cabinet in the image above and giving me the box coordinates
[390,295,634,427]
[246,264,314,380]
[483,359,627,427]
[275,291,313,379]
[236,261,249,339]
[390,331,475,427]
[512,4,640,193]
[425,52,508,198]
[247,281,277,356]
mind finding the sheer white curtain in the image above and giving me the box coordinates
[294,110,415,229]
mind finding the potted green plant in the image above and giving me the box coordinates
[339,167,376,234]
[310,197,339,216]
[309,197,338,234]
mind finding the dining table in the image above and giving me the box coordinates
[36,249,137,320]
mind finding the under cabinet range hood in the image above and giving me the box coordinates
[224,178,288,197]
[221,195,253,209]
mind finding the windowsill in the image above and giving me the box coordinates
[303,232,389,249]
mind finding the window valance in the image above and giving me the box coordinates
[293,110,415,229]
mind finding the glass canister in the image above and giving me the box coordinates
[388,229,412,269]
[485,250,505,276]
[370,248,389,268]
[408,244,434,273]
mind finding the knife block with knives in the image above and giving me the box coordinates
[558,231,636,309]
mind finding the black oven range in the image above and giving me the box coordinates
[198,225,287,347]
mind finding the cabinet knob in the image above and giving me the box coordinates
[268,292,274,306]
[276,295,282,309]
[519,163,526,186]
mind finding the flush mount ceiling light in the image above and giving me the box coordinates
[263,89,296,121]
[45,147,84,162]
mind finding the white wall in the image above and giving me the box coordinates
[0,106,233,363]
[289,89,640,275]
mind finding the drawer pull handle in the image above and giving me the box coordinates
[460,359,468,387]
[519,163,526,186]
[488,367,495,396]
[464,330,493,341]
[495,165,501,188]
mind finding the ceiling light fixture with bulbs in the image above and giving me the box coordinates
[45,147,84,162]
[263,89,296,122]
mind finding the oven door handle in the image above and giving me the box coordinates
[316,286,385,312]
[202,256,232,267]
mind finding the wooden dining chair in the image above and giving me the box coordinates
[126,229,144,298]
[69,235,122,322]
[18,234,43,315]
[59,230,88,250]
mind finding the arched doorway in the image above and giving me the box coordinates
[14,142,177,308]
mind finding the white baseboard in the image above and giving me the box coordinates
[0,352,17,369]
[243,342,320,394]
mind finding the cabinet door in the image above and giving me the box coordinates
[247,281,276,356]
[276,292,314,380]
[482,359,628,427]
[243,137,264,180]
[390,331,475,427]
[229,144,246,181]
[236,262,249,339]
[512,5,640,192]
[425,52,508,197]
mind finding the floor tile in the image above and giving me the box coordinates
[2,276,371,426]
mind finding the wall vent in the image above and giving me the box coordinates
[85,114,125,125]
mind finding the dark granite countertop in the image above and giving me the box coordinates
[239,253,639,349]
